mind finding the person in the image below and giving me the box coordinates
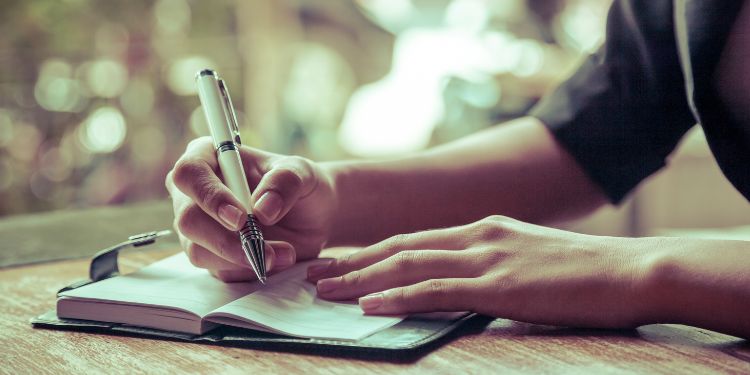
[165,0,750,339]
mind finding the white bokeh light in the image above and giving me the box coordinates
[558,0,610,53]
[79,107,127,153]
[86,59,129,98]
[34,59,84,112]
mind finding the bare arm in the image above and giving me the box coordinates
[646,237,750,339]
[326,116,608,246]
[167,117,750,339]
[165,116,607,273]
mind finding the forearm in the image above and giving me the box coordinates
[324,116,607,246]
[646,237,750,338]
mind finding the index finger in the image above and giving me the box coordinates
[359,279,477,315]
[170,137,247,231]
[306,227,469,282]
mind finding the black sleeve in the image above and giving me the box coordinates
[530,0,697,204]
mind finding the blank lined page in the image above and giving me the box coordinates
[60,253,260,317]
[207,259,405,341]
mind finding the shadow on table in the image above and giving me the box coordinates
[483,320,750,363]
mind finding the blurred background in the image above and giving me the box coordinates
[0,0,748,238]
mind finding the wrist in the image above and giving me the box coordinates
[636,237,750,336]
[320,159,400,246]
[634,237,688,326]
[318,161,357,247]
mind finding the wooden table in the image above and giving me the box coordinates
[1,205,750,374]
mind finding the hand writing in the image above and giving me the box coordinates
[166,137,337,281]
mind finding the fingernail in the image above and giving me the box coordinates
[307,261,332,279]
[359,293,383,312]
[274,247,295,268]
[316,277,341,294]
[254,191,283,223]
[218,204,244,230]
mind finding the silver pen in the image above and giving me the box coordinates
[195,69,266,283]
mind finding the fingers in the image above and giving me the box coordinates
[266,241,297,272]
[305,226,494,315]
[170,137,247,231]
[307,228,468,282]
[251,156,317,226]
[176,200,296,273]
[315,250,481,300]
[188,240,296,282]
[186,241,247,270]
[358,279,477,315]
[176,202,251,267]
[169,138,322,231]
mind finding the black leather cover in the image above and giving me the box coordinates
[32,309,483,353]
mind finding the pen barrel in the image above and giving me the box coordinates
[196,69,265,282]
[196,73,234,145]
[216,145,254,212]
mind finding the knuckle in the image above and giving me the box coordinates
[336,252,356,270]
[485,214,508,222]
[381,234,410,256]
[390,233,409,245]
[164,170,174,192]
[424,279,451,307]
[285,155,313,171]
[289,156,315,177]
[428,279,446,297]
[389,287,407,305]
[481,215,510,227]
[195,180,222,209]
[486,271,518,293]
[177,231,190,249]
[172,159,200,186]
[342,270,362,287]
[488,214,519,228]
[185,244,204,268]
[476,246,508,268]
[213,234,234,260]
[392,250,417,270]
[288,155,308,163]
[472,216,509,242]
[173,217,181,235]
[273,166,304,190]
[187,136,212,149]
[175,204,200,236]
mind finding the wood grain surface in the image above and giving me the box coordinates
[0,201,176,268]
[2,248,750,374]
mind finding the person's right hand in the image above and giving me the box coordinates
[165,137,337,282]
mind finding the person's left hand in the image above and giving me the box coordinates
[307,215,661,329]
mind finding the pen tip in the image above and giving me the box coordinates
[258,277,267,285]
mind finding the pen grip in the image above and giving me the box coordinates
[217,148,254,213]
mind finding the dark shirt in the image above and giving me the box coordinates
[531,0,750,204]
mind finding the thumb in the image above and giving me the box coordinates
[251,156,317,225]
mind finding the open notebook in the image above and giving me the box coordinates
[57,253,403,341]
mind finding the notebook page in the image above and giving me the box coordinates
[60,253,260,317]
[206,259,405,341]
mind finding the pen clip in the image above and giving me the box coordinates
[218,79,242,145]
